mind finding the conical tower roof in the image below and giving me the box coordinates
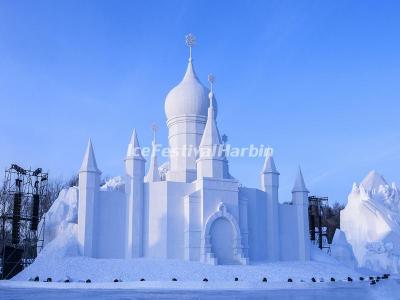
[126,129,145,160]
[80,139,101,173]
[261,148,279,174]
[199,91,222,149]
[292,167,309,193]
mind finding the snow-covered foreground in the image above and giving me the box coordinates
[6,255,400,300]
[13,255,360,283]
[5,250,400,299]
[1,280,399,300]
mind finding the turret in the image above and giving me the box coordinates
[165,34,217,182]
[196,75,225,179]
[145,125,160,182]
[291,167,310,260]
[78,139,101,257]
[125,129,146,258]
[260,148,280,261]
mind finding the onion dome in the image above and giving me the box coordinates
[165,59,217,120]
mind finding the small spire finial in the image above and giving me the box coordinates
[151,123,158,140]
[222,134,228,144]
[208,73,215,108]
[266,147,273,157]
[185,33,196,61]
[208,73,215,92]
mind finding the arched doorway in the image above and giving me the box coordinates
[210,217,235,264]
[202,202,248,265]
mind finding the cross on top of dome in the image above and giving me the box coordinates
[185,33,196,61]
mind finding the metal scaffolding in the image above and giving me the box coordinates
[0,164,48,279]
[308,196,330,252]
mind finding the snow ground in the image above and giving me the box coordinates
[8,239,399,299]
[4,250,400,299]
[0,280,399,300]
[13,256,361,283]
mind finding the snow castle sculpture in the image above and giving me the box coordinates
[76,35,311,265]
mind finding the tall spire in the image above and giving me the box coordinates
[292,166,309,193]
[145,124,160,182]
[261,147,279,174]
[126,129,145,159]
[199,74,222,148]
[80,139,101,173]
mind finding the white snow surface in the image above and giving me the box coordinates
[2,280,400,300]
[38,187,78,251]
[100,176,125,192]
[330,229,357,269]
[14,247,361,284]
[37,176,124,252]
[341,170,400,274]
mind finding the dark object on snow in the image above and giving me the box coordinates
[86,279,91,283]
[34,276,39,282]
[288,278,293,282]
[64,279,70,283]
[311,277,316,282]
[113,279,120,282]
[2,246,24,279]
[370,280,376,285]
[262,277,267,282]
[359,277,364,281]
[46,278,52,282]
[234,277,239,281]
[140,278,145,282]
[330,277,335,282]
[347,277,353,282]
[172,278,177,281]
[376,276,381,280]
[203,278,208,282]
[383,274,390,279]
[369,276,374,280]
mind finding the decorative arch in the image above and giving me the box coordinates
[201,202,248,265]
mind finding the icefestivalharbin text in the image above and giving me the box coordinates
[133,144,274,158]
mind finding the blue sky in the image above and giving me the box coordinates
[1,0,400,204]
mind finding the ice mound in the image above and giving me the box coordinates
[38,187,78,251]
[100,176,125,192]
[340,170,400,273]
[330,229,356,269]
[37,223,79,259]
